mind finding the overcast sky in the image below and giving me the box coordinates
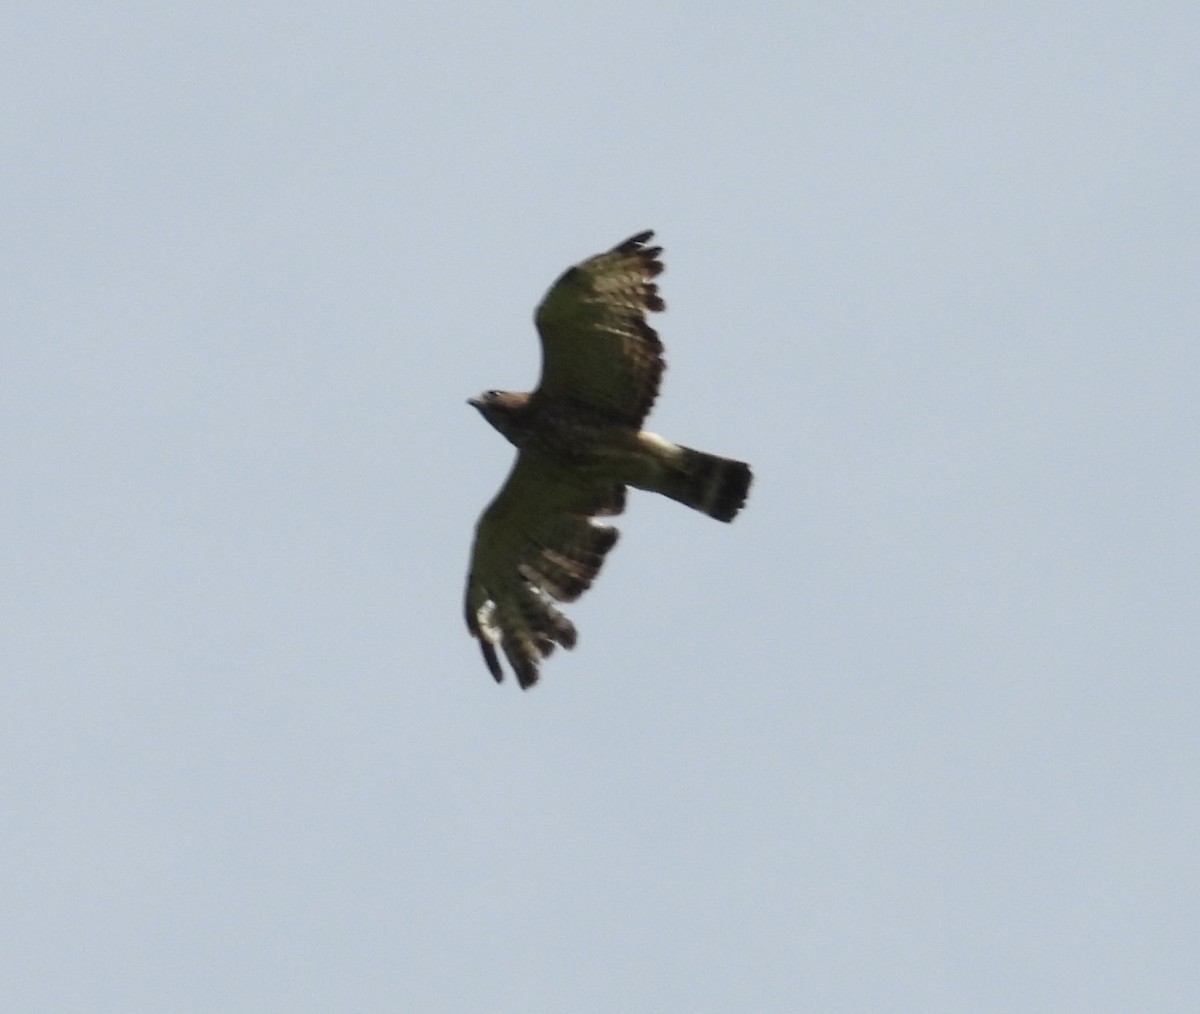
[3,3,1198,1011]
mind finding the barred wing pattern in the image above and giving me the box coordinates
[464,454,625,688]
[534,230,666,427]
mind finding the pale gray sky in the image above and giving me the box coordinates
[3,3,1198,1010]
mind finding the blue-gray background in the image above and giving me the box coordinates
[4,4,1197,1010]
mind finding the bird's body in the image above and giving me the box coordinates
[465,231,752,688]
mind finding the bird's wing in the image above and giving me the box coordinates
[533,230,666,426]
[464,452,625,688]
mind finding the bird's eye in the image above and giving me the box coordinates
[486,389,500,398]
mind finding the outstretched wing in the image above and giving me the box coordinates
[464,453,625,689]
[533,230,666,426]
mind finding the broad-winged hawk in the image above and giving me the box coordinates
[464,231,752,689]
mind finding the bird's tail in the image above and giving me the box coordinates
[642,436,752,522]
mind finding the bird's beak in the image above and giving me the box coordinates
[467,396,482,410]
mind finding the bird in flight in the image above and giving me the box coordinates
[464,231,752,689]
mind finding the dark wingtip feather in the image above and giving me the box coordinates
[516,658,540,690]
[617,231,663,276]
[595,524,619,554]
[480,641,503,683]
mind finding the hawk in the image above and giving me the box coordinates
[464,231,752,688]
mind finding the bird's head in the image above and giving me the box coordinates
[468,389,531,444]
